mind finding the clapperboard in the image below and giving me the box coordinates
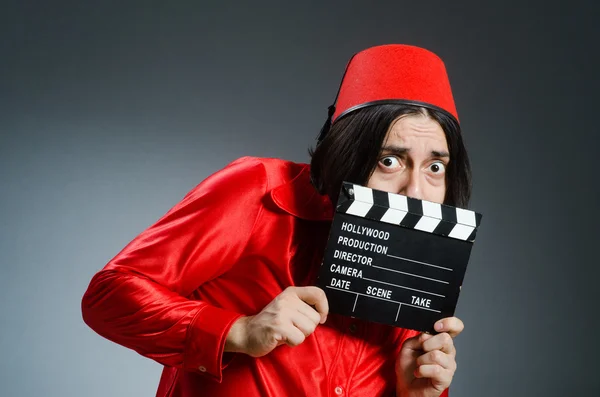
[316,182,482,334]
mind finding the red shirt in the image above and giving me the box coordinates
[82,156,449,397]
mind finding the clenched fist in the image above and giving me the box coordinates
[395,317,464,397]
[225,286,329,357]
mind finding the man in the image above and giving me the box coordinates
[82,44,472,396]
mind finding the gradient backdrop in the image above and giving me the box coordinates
[1,1,599,396]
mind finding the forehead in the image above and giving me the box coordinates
[385,114,448,148]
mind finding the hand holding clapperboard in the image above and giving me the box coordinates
[316,182,483,334]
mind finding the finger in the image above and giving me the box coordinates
[419,332,434,344]
[414,364,453,388]
[290,310,318,337]
[402,332,436,354]
[434,317,464,337]
[293,286,329,323]
[398,335,422,366]
[416,350,457,371]
[281,325,306,347]
[402,333,426,352]
[422,332,455,356]
[295,300,322,326]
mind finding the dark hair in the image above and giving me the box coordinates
[309,104,472,208]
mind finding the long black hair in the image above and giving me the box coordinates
[309,104,472,208]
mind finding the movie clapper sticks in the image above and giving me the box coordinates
[316,182,482,334]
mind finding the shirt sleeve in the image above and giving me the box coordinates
[81,156,267,382]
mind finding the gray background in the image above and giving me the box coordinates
[1,1,598,396]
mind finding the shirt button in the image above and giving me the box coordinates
[198,366,207,372]
[348,323,357,334]
[335,386,344,395]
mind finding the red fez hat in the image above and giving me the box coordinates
[318,44,458,141]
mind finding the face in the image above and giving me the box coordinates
[367,113,449,204]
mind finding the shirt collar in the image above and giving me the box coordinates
[269,164,334,221]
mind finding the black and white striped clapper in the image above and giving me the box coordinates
[316,182,483,334]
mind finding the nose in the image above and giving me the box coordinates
[400,169,423,200]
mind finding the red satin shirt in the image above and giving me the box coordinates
[82,156,449,397]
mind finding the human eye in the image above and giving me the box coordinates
[428,161,446,175]
[379,156,401,170]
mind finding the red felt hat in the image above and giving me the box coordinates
[318,44,459,141]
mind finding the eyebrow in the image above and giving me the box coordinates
[381,145,450,158]
[380,145,409,156]
[431,150,450,158]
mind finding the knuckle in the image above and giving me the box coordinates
[271,298,283,309]
[290,334,305,347]
[283,286,296,296]
[316,288,326,300]
[283,287,294,296]
[271,299,284,312]
[431,350,443,363]
[278,292,294,305]
[311,312,321,324]
[273,293,285,304]
[442,332,452,345]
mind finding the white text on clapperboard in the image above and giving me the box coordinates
[330,221,394,300]
[329,221,436,309]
